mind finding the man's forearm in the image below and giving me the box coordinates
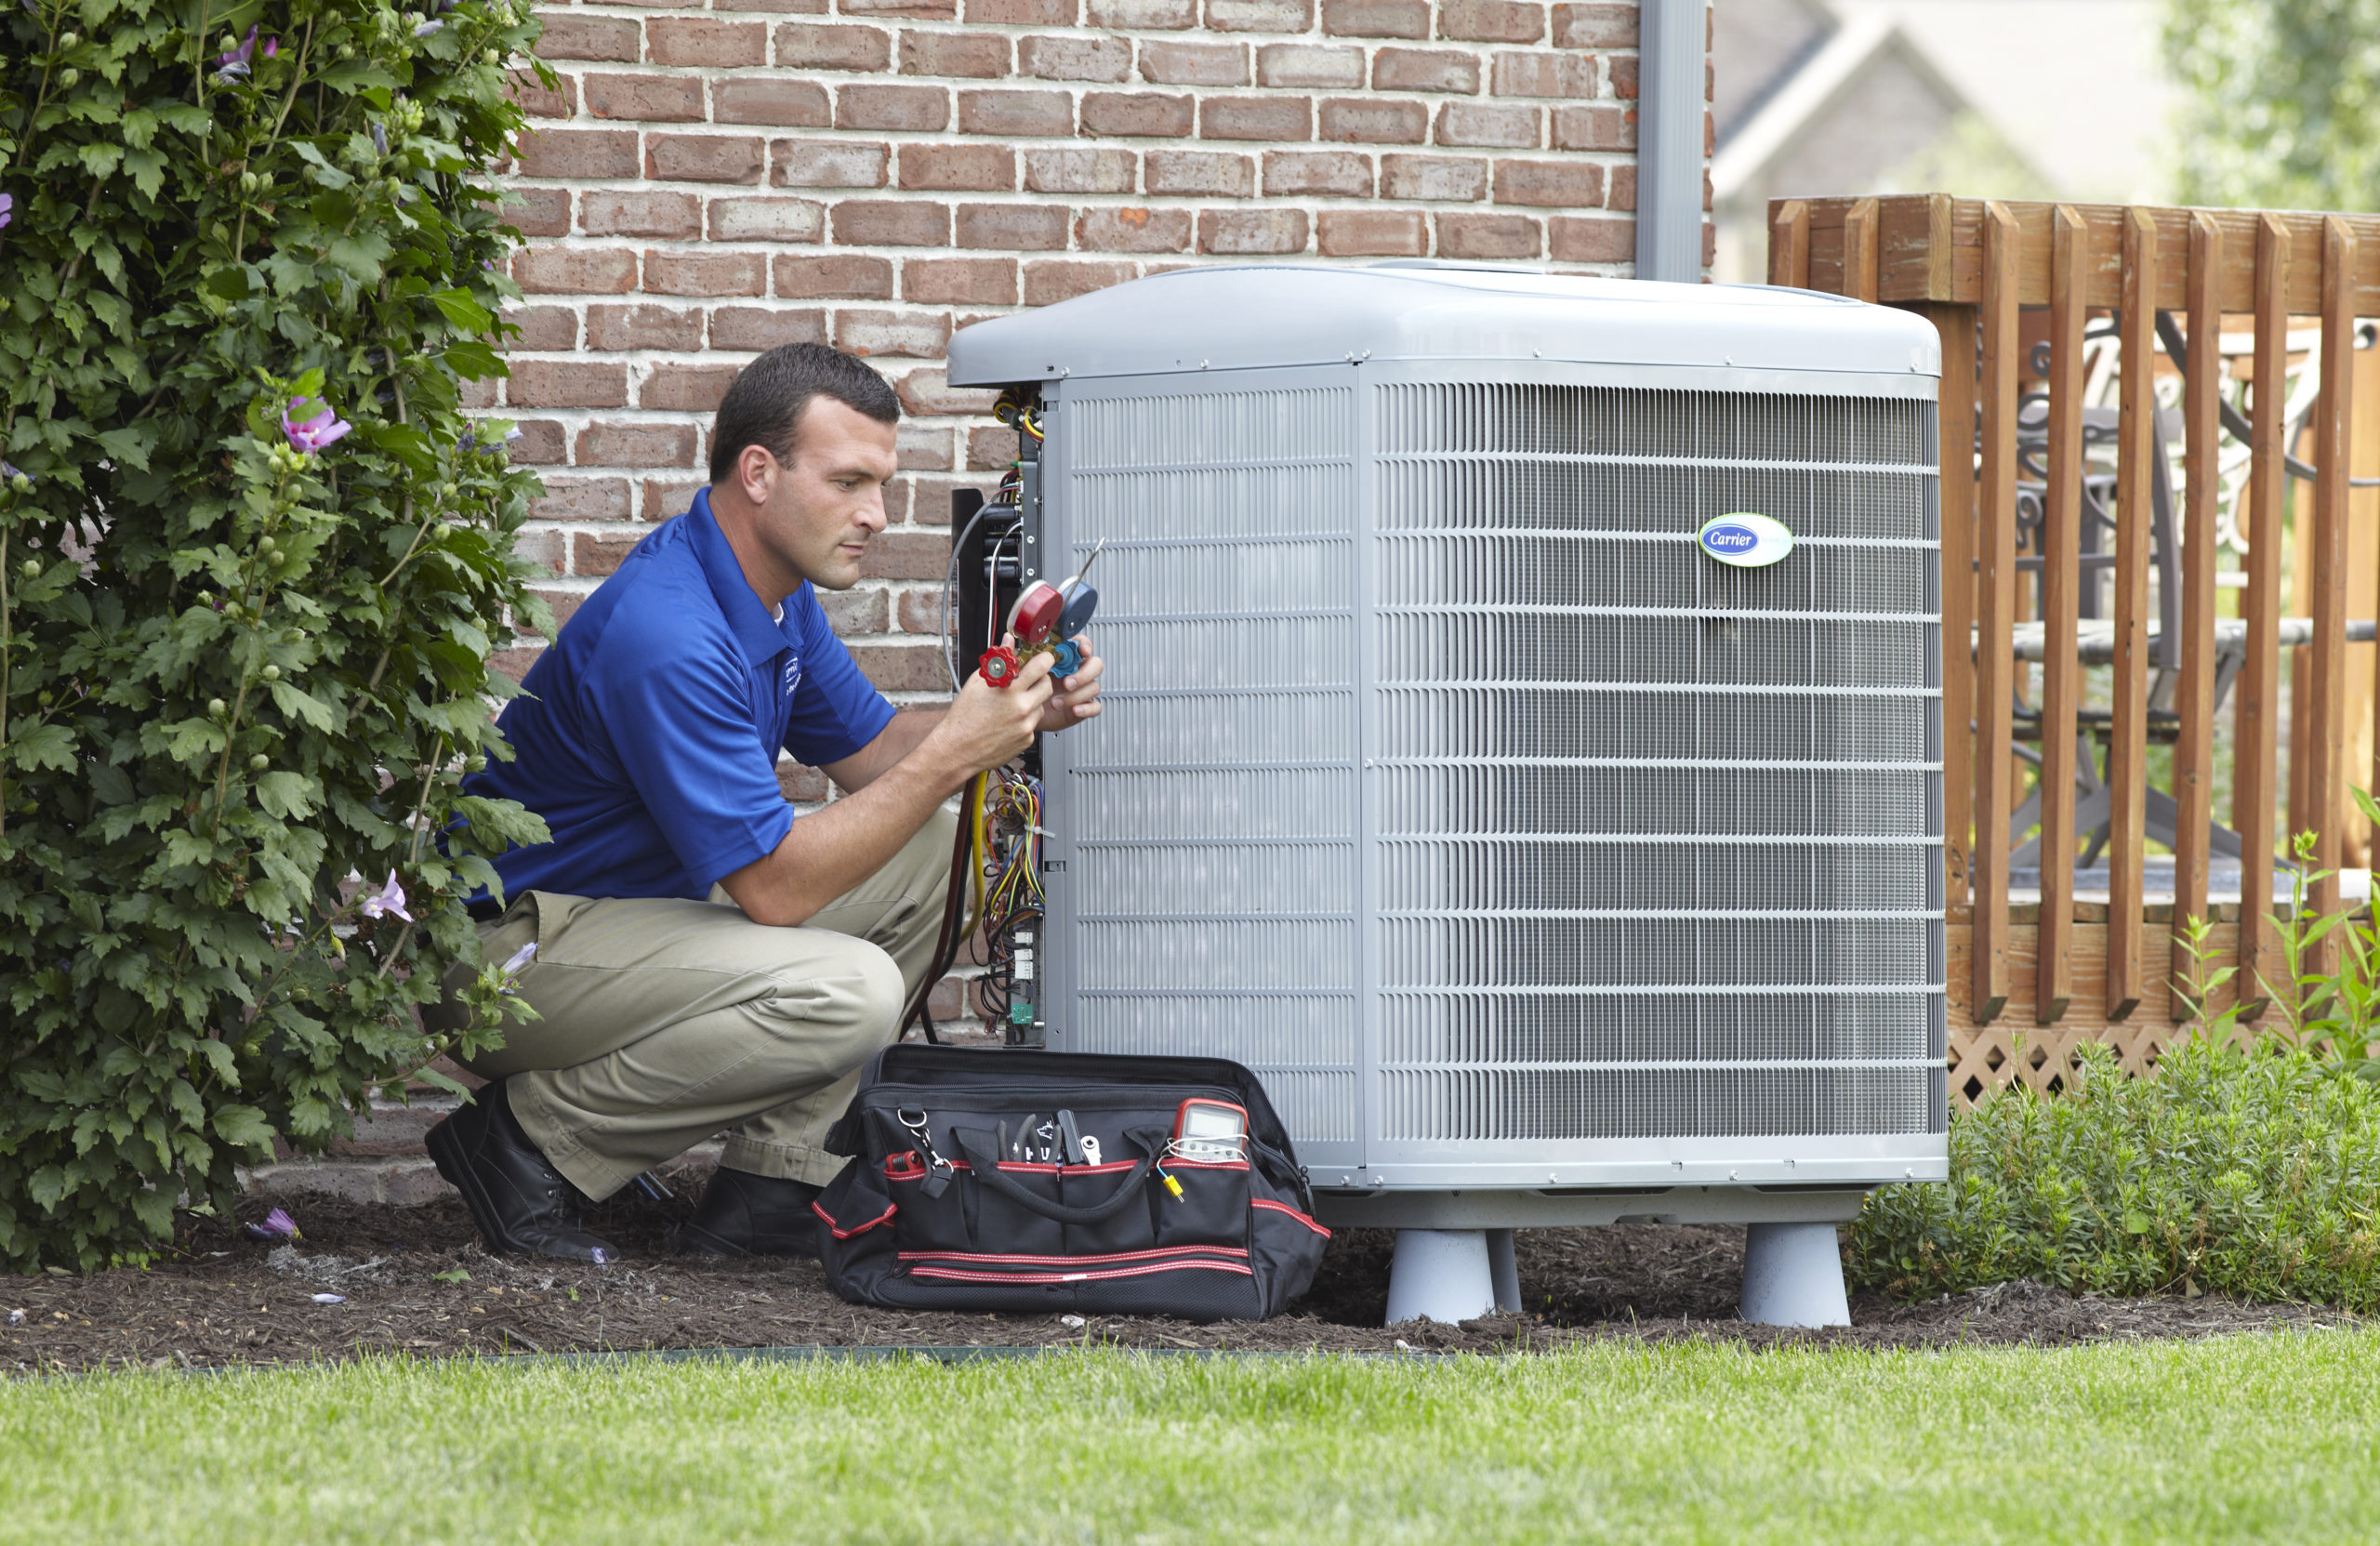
[721,733,964,927]
[826,705,945,794]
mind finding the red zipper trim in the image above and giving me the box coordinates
[985,1158,1143,1175]
[898,1244,1249,1267]
[907,1260,1253,1286]
[812,1198,896,1240]
[1250,1197,1331,1237]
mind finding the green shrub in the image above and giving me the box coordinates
[0,0,557,1271]
[1846,1035,2380,1309]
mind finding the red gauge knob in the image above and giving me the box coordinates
[977,645,1021,688]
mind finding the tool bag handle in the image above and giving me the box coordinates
[950,1128,1163,1225]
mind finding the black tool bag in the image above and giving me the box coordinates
[812,1045,1330,1321]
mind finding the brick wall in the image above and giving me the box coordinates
[481,0,1691,1030]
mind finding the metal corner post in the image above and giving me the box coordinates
[1634,0,1708,284]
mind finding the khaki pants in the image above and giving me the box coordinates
[432,808,957,1200]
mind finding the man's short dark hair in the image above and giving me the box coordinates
[708,343,901,483]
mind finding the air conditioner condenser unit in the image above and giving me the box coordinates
[946,264,1950,1328]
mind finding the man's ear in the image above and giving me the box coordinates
[736,443,779,505]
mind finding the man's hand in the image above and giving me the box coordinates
[925,633,1056,783]
[1039,632,1103,733]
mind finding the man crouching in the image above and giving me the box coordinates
[423,343,1101,1262]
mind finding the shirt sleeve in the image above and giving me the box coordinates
[781,584,898,767]
[588,635,794,892]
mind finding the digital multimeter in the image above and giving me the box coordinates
[1170,1098,1250,1161]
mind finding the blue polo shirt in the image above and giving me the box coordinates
[466,489,897,901]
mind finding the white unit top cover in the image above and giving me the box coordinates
[945,262,1942,385]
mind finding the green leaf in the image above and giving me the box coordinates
[441,339,506,381]
[92,426,152,471]
[211,1106,275,1150]
[413,1065,474,1100]
[254,772,319,820]
[428,287,495,334]
[8,723,78,773]
[124,146,167,199]
[268,681,337,732]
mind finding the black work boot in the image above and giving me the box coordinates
[425,1078,619,1264]
[676,1167,824,1258]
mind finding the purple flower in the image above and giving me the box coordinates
[281,398,354,455]
[242,1207,299,1241]
[360,869,412,922]
[0,192,12,231]
[414,18,443,36]
[498,942,537,980]
[262,37,278,59]
[212,25,258,79]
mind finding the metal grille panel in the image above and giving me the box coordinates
[1062,384,1363,1140]
[1052,372,1944,1166]
[1371,380,1943,1144]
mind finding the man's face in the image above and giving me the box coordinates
[747,397,897,592]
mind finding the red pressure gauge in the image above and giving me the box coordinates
[1005,581,1065,647]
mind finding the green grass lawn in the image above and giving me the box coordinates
[5,1334,2379,1544]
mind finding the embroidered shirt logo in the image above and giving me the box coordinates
[782,654,802,697]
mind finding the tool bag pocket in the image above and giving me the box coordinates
[813,1047,1329,1322]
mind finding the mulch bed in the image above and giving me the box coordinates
[5,1163,2359,1375]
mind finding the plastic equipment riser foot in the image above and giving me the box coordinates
[1384,1229,1499,1327]
[1486,1228,1521,1314]
[1738,1221,1851,1328]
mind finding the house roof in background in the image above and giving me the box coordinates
[1715,0,2179,205]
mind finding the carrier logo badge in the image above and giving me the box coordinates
[1698,511,1794,569]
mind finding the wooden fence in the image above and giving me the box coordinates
[1769,193,2380,1101]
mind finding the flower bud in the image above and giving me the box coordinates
[268,550,288,566]
[58,68,78,87]
[60,32,78,48]
[241,171,260,193]
[262,665,282,681]
[218,33,238,53]
[210,221,230,243]
[482,48,499,65]
[208,698,228,719]
[338,43,355,59]
[249,754,271,773]
[20,560,37,579]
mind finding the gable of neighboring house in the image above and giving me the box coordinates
[1709,0,2175,281]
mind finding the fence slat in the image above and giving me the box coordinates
[2037,205,2088,1024]
[2172,213,2223,1017]
[2107,211,2156,1020]
[1971,204,2020,1026]
[1845,197,1881,302]
[2307,217,2359,961]
[2236,215,2289,1015]
[1768,200,1810,289]
[1924,301,1978,908]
